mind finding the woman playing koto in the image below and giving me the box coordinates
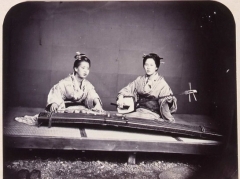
[116,53,177,122]
[46,52,104,113]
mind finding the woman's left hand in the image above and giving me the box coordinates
[91,104,104,113]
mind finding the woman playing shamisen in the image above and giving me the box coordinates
[116,53,177,122]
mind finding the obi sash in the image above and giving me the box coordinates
[137,95,160,114]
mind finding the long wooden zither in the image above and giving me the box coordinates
[37,112,222,140]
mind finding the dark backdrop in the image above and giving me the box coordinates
[3,2,236,131]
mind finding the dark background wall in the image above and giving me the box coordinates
[3,2,236,130]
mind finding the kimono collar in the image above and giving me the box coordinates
[70,73,85,89]
[145,72,159,82]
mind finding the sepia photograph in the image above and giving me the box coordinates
[2,1,237,178]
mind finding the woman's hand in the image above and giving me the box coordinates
[92,103,104,113]
[165,95,173,102]
[50,103,58,113]
[116,95,124,108]
[92,98,104,113]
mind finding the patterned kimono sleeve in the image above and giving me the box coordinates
[46,82,66,109]
[85,82,102,109]
[118,77,140,100]
[158,81,177,113]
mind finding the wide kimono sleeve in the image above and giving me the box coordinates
[158,79,177,114]
[84,82,102,109]
[118,77,141,101]
[46,81,66,109]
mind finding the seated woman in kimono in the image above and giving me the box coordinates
[46,52,104,113]
[116,53,177,122]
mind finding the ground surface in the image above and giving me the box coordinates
[3,149,221,179]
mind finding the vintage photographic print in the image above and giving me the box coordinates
[2,1,237,178]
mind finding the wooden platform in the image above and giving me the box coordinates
[3,107,223,156]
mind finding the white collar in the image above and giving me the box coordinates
[145,72,159,81]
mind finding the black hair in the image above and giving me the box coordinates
[73,53,91,74]
[143,53,163,69]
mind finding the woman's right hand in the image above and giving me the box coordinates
[116,95,124,108]
[50,103,58,113]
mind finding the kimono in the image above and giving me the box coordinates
[47,73,101,111]
[118,72,177,122]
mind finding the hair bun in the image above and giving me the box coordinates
[142,53,164,68]
[75,51,86,60]
[143,53,163,61]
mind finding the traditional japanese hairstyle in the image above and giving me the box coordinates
[142,53,164,69]
[73,51,91,70]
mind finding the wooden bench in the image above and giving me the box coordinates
[3,107,223,164]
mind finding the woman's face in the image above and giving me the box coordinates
[144,58,158,76]
[75,61,90,79]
